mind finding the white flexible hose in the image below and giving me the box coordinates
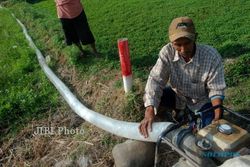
[10,10,173,142]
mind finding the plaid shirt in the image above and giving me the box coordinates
[144,43,226,112]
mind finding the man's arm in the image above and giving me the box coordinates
[206,50,226,122]
[139,47,171,138]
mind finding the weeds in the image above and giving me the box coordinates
[224,54,250,87]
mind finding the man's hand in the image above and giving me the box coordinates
[139,106,155,138]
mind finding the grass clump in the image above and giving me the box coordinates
[224,54,250,87]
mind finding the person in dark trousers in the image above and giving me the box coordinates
[55,0,99,57]
[139,16,226,138]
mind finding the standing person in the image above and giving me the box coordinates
[139,16,226,138]
[55,0,99,57]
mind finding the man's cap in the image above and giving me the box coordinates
[168,16,196,42]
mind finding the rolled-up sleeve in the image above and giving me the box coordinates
[207,55,226,98]
[144,48,171,108]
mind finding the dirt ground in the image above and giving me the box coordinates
[0,53,180,167]
[1,54,249,167]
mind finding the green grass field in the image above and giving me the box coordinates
[0,6,59,138]
[3,0,250,73]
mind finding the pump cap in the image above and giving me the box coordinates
[217,124,233,135]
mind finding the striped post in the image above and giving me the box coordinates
[118,38,132,93]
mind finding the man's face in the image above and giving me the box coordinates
[172,37,195,58]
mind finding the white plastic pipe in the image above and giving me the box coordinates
[12,12,173,142]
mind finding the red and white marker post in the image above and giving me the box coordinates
[118,38,132,93]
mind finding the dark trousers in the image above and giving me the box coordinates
[159,87,216,128]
